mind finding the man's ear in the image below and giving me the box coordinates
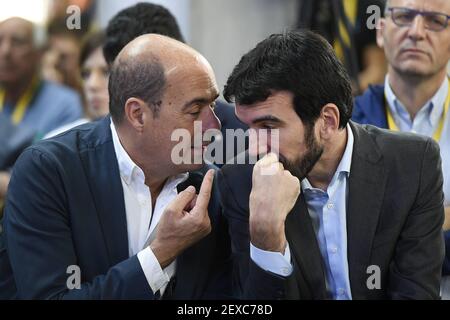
[124,97,148,132]
[376,18,386,49]
[319,104,340,139]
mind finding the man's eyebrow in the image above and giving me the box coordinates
[182,93,220,111]
[251,115,283,125]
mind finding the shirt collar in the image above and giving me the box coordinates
[110,119,138,185]
[429,77,449,125]
[110,119,189,187]
[301,124,354,191]
[335,123,354,176]
[385,75,449,127]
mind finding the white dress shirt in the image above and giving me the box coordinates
[250,243,292,276]
[110,120,188,296]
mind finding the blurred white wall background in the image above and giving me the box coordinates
[0,0,50,25]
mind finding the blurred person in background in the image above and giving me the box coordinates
[42,18,84,95]
[103,2,185,65]
[0,17,83,208]
[352,0,450,298]
[103,2,248,166]
[298,0,387,94]
[44,30,110,138]
[42,0,96,92]
[79,31,109,119]
[47,0,96,26]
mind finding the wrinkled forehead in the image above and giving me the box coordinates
[235,91,295,122]
[165,52,214,76]
[165,54,218,92]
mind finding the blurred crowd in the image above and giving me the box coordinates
[0,0,110,204]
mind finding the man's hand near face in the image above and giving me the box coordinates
[150,169,214,268]
[249,153,300,253]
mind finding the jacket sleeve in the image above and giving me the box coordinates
[218,169,288,300]
[4,147,154,299]
[387,139,445,299]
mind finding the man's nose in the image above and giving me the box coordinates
[408,15,426,41]
[86,71,101,92]
[248,129,269,158]
[202,106,221,131]
[0,39,12,58]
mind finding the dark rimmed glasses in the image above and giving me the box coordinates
[386,7,450,31]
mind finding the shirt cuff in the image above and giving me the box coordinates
[137,246,170,294]
[250,242,293,277]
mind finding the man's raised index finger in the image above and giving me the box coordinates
[194,169,215,212]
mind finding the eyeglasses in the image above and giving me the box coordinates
[386,7,450,31]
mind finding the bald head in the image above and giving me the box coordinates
[0,17,46,49]
[117,34,212,75]
[0,17,33,38]
[109,34,215,123]
[0,17,44,85]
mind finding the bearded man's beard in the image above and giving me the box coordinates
[279,123,323,181]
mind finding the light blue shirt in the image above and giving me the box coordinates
[251,125,354,300]
[1,80,83,139]
[385,76,450,207]
[301,124,354,300]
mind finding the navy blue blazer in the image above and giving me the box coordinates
[0,116,232,299]
[352,84,388,128]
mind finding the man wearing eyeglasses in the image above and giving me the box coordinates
[352,0,450,298]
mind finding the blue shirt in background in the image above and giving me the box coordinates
[1,80,83,139]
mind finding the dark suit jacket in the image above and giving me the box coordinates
[219,122,445,300]
[353,85,450,276]
[1,116,232,299]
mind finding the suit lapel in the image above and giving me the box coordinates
[285,193,328,299]
[346,122,387,298]
[79,117,129,266]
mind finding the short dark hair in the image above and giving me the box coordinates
[103,2,184,65]
[79,30,106,67]
[223,30,353,129]
[108,55,166,123]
